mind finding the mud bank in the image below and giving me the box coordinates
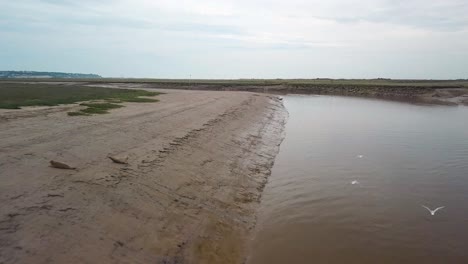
[80,81,468,106]
[148,83,468,106]
[0,90,287,263]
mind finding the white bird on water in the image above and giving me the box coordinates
[422,205,445,216]
[357,155,364,158]
[351,180,360,185]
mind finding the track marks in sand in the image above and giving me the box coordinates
[143,96,286,263]
[0,92,287,264]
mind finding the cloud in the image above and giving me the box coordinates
[0,0,467,78]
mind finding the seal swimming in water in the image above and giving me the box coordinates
[50,160,77,170]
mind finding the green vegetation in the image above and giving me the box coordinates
[120,97,159,103]
[67,111,89,116]
[0,83,160,115]
[68,103,124,116]
[3,78,468,88]
[1,78,466,113]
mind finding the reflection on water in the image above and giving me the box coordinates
[249,95,468,264]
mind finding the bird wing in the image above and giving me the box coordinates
[421,205,432,213]
[433,206,445,213]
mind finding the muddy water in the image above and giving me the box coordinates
[249,95,468,264]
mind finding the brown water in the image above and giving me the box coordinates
[249,95,468,264]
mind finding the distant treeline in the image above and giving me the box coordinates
[0,71,101,79]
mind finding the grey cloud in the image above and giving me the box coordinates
[314,0,468,31]
[163,23,243,35]
[365,2,468,31]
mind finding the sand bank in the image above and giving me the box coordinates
[0,90,287,263]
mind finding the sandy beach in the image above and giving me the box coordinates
[0,89,287,263]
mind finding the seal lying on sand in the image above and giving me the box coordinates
[50,160,77,170]
[108,156,128,165]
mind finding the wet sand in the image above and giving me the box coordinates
[0,90,287,263]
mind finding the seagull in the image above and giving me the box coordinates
[357,155,364,158]
[351,180,360,185]
[422,205,445,216]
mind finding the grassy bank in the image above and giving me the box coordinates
[67,103,125,116]
[1,79,467,107]
[2,78,468,88]
[0,83,160,113]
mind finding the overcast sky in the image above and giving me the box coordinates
[1,0,468,79]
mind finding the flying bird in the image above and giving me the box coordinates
[422,205,445,216]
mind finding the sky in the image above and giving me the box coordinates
[1,0,468,79]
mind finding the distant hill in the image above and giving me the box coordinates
[0,71,101,79]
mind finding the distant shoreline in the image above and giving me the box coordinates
[2,77,468,85]
[0,71,101,79]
